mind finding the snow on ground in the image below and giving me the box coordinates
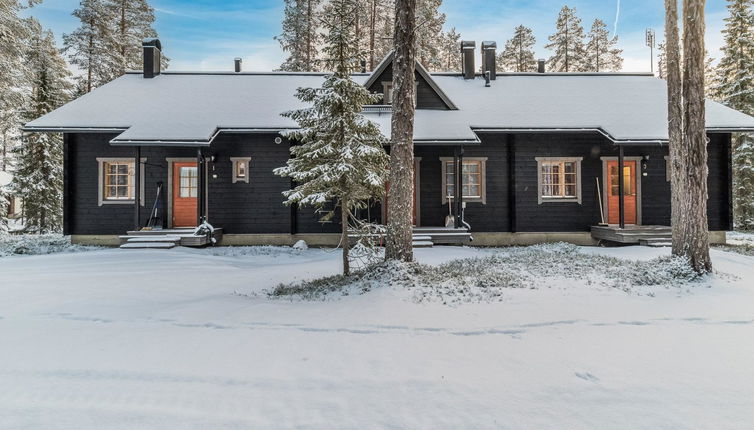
[1,244,753,429]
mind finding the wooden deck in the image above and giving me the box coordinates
[349,226,473,248]
[591,225,671,246]
[120,227,224,248]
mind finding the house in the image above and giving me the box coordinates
[24,39,754,247]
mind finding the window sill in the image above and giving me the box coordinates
[442,198,486,204]
[538,197,581,204]
[99,200,143,206]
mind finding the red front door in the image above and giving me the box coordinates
[607,160,637,225]
[172,162,198,227]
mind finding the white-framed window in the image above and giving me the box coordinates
[96,157,145,206]
[440,157,487,204]
[536,157,582,204]
[231,157,251,183]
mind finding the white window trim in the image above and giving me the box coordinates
[230,157,251,184]
[439,157,487,204]
[97,157,146,206]
[535,157,583,204]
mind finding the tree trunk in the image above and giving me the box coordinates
[341,201,350,275]
[665,0,686,258]
[369,0,377,70]
[385,0,416,262]
[681,0,712,273]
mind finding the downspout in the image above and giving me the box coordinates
[618,145,625,229]
[134,146,141,230]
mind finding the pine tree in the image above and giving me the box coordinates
[385,0,417,262]
[1,0,39,175]
[13,19,72,233]
[372,0,394,64]
[657,41,667,79]
[439,27,461,72]
[104,0,166,80]
[276,0,323,72]
[545,5,587,72]
[275,0,389,275]
[713,0,754,229]
[498,25,537,72]
[414,0,445,70]
[63,0,116,93]
[584,19,623,72]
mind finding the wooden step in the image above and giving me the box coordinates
[120,242,176,249]
[412,240,434,248]
[639,238,673,247]
[121,236,181,243]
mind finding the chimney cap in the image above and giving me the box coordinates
[481,41,497,50]
[461,40,476,51]
[142,38,161,50]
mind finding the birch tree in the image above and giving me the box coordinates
[13,19,72,233]
[385,0,417,262]
[275,0,388,275]
[666,0,712,273]
[545,5,587,72]
[498,25,537,72]
[713,0,754,229]
[584,19,623,72]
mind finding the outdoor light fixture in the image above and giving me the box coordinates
[274,137,283,144]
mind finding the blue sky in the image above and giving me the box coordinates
[25,0,732,73]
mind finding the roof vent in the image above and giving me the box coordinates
[143,38,162,79]
[481,41,496,80]
[461,40,475,80]
[537,58,545,74]
[234,58,242,73]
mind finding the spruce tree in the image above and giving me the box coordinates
[63,0,116,93]
[274,0,389,275]
[713,0,754,229]
[276,0,323,72]
[498,25,537,72]
[13,19,72,233]
[584,19,623,72]
[105,0,166,80]
[545,5,587,72]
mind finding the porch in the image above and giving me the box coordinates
[590,225,671,246]
[120,227,224,249]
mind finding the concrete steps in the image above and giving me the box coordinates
[119,235,181,249]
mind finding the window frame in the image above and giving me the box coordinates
[230,157,251,184]
[97,157,146,206]
[439,157,487,204]
[535,157,583,204]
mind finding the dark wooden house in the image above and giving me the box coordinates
[25,40,754,247]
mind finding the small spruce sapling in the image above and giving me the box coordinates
[274,0,389,275]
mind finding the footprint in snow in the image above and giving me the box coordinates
[575,372,600,382]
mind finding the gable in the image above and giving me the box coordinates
[364,52,457,110]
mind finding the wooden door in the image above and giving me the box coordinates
[607,160,637,225]
[172,162,198,227]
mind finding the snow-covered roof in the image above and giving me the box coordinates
[24,70,754,145]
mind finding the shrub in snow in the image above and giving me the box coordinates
[0,234,99,257]
[292,240,308,250]
[271,243,706,304]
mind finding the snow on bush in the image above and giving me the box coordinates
[271,243,705,304]
[0,234,99,257]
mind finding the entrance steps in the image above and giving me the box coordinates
[119,227,223,248]
[591,225,672,246]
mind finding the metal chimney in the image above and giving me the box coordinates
[481,41,497,80]
[537,58,546,73]
[234,58,242,73]
[461,40,476,80]
[142,38,162,79]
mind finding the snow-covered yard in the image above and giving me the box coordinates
[1,243,753,429]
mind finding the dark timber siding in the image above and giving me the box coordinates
[64,131,732,236]
[366,63,449,110]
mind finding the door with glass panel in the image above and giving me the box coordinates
[172,162,198,227]
[606,160,637,225]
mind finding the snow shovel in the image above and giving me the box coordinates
[145,182,163,230]
[445,196,455,227]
